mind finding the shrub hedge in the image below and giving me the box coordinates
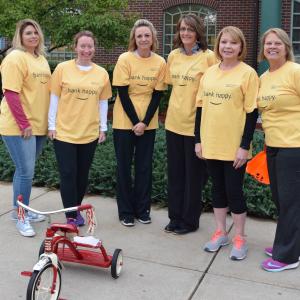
[0,126,276,219]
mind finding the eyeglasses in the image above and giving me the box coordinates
[179,27,195,33]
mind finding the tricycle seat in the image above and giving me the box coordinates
[51,223,78,233]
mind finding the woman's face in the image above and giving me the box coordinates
[135,26,153,52]
[263,32,287,63]
[75,36,95,63]
[219,32,242,61]
[22,25,40,52]
[179,20,197,48]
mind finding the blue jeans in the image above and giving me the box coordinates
[1,135,46,207]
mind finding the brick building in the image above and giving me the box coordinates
[94,0,299,69]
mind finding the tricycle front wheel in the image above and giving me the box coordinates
[111,249,123,279]
[26,262,61,300]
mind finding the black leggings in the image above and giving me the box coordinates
[206,159,247,214]
[54,139,98,218]
[267,146,300,264]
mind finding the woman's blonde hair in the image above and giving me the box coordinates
[12,19,46,56]
[214,26,247,61]
[258,28,294,62]
[128,19,158,52]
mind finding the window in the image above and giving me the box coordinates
[163,4,217,58]
[292,0,300,61]
[0,37,7,50]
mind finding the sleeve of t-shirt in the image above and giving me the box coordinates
[1,53,27,93]
[154,60,167,91]
[293,67,300,96]
[99,72,112,100]
[112,54,130,86]
[164,52,174,85]
[242,69,259,113]
[207,50,218,67]
[50,63,63,97]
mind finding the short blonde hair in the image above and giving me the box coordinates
[128,19,158,52]
[214,26,247,61]
[258,28,294,62]
[12,19,46,56]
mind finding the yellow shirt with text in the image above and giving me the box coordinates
[51,60,112,144]
[112,51,166,130]
[196,62,258,160]
[258,61,300,147]
[0,50,51,135]
[165,48,217,136]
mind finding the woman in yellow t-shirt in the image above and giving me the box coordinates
[112,19,166,226]
[0,19,50,237]
[48,31,112,226]
[195,26,258,260]
[258,28,300,272]
[164,14,216,235]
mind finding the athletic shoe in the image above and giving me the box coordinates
[229,235,248,260]
[264,247,273,257]
[264,247,300,260]
[164,221,180,233]
[11,210,45,223]
[121,217,135,227]
[76,211,85,227]
[27,211,46,222]
[16,219,35,237]
[138,216,152,224]
[67,218,77,227]
[261,258,299,272]
[204,229,229,252]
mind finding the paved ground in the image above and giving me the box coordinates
[0,181,300,300]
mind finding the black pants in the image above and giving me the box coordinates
[113,129,155,220]
[206,159,247,214]
[166,130,207,230]
[54,139,98,218]
[267,146,300,264]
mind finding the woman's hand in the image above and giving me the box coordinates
[133,122,146,136]
[48,130,56,140]
[98,131,106,143]
[22,126,32,139]
[233,147,248,169]
[195,143,204,159]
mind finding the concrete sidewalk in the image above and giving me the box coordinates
[0,182,300,300]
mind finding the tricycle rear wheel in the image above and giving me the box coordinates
[111,249,123,279]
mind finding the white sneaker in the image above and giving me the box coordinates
[16,219,35,237]
[11,210,45,223]
[27,211,46,222]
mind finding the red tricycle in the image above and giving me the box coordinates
[17,196,123,300]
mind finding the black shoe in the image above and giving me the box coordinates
[138,215,152,224]
[164,221,179,233]
[120,217,135,227]
[173,226,197,235]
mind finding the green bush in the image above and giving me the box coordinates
[0,127,276,219]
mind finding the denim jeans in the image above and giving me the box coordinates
[1,135,46,207]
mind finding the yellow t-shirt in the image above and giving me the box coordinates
[0,49,51,135]
[196,62,258,161]
[258,61,300,147]
[112,51,166,130]
[51,60,112,144]
[164,48,217,136]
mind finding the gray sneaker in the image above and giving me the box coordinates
[230,235,248,260]
[204,230,229,252]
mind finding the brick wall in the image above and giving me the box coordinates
[94,0,291,69]
[282,0,292,35]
